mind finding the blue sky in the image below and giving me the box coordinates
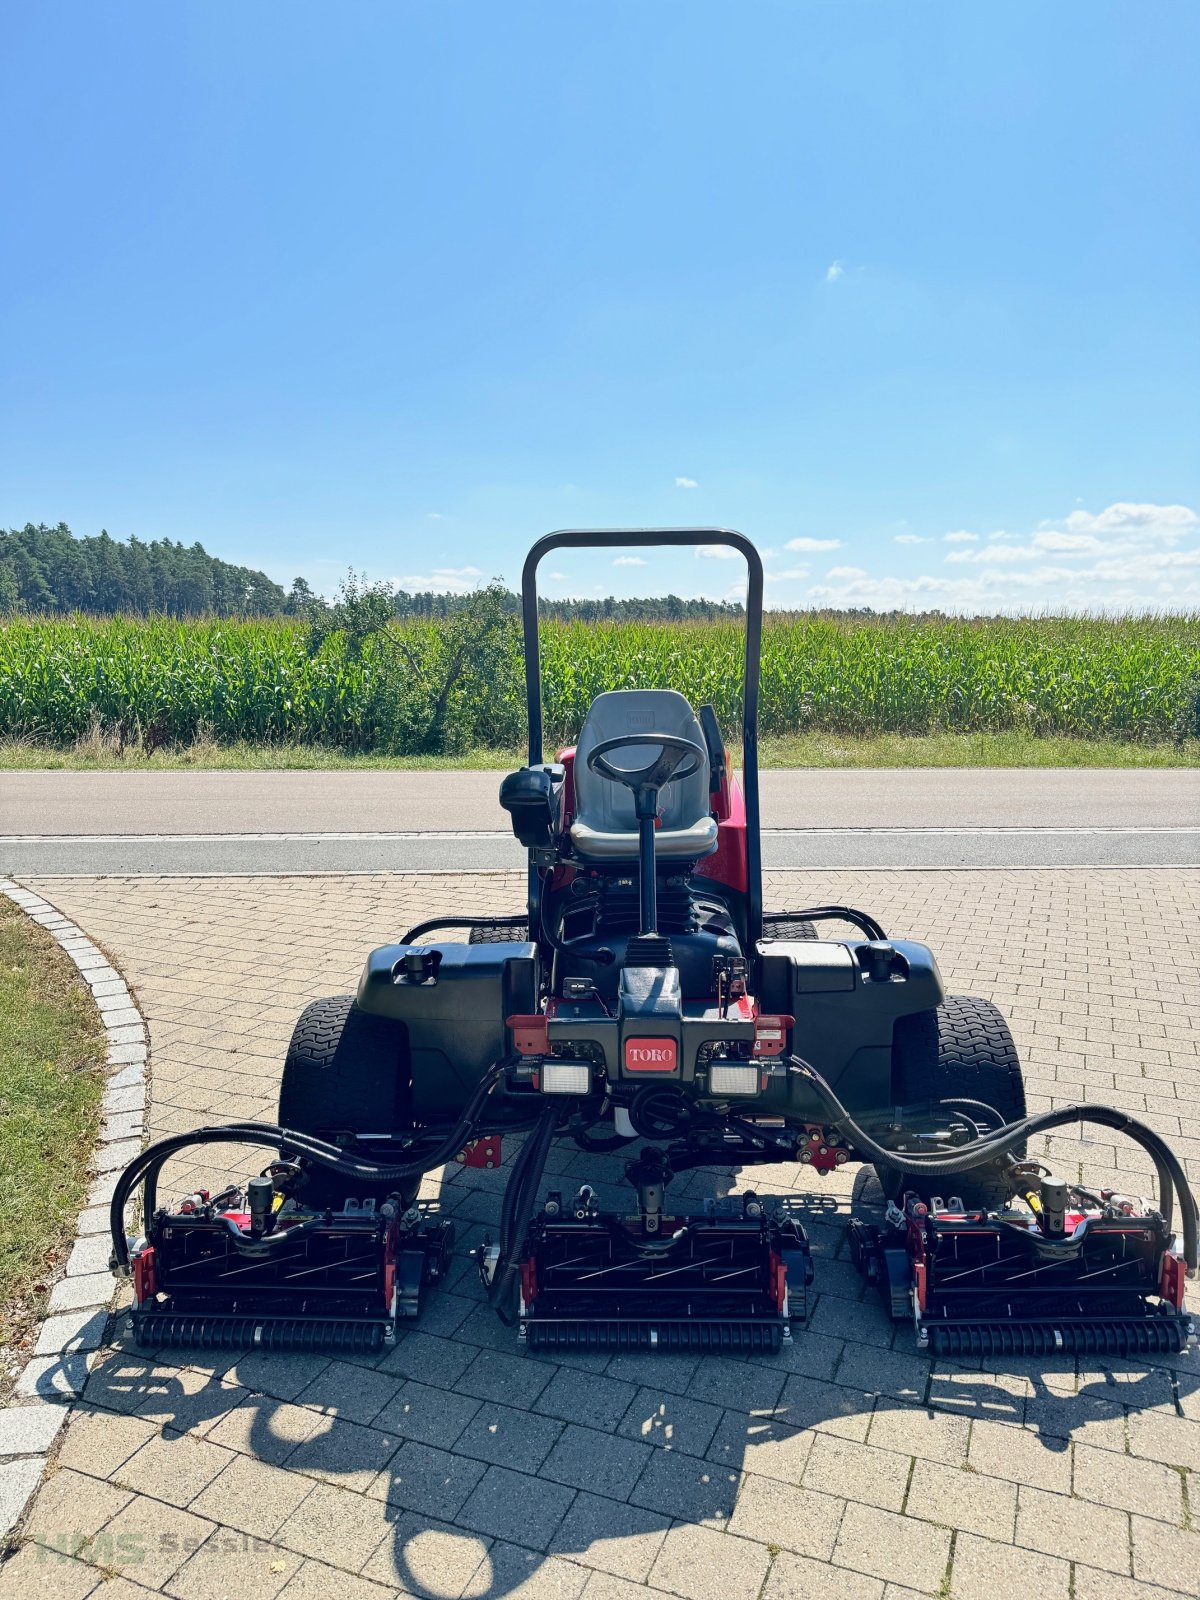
[2,2,1197,611]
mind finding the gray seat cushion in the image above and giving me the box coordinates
[570,689,718,861]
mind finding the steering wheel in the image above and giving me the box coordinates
[586,733,707,795]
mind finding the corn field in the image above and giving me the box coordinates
[1,613,1198,753]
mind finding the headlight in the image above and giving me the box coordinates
[541,1061,592,1095]
[707,1063,760,1096]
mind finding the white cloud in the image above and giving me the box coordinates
[397,565,483,593]
[695,544,739,560]
[770,565,810,580]
[785,536,841,552]
[675,476,698,489]
[895,534,931,545]
[942,501,1200,572]
[1059,501,1198,539]
[426,512,445,521]
[825,261,844,283]
[804,500,1200,612]
[613,555,646,567]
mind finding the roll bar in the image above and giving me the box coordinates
[520,529,764,947]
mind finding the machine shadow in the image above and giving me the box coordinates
[52,1143,1192,1600]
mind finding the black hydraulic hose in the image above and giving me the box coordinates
[490,1104,559,1323]
[788,1056,1199,1270]
[770,906,889,942]
[111,1062,516,1271]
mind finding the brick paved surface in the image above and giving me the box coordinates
[3,867,1199,1600]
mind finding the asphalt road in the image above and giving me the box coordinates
[2,768,1196,874]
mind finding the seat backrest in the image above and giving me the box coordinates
[572,689,711,835]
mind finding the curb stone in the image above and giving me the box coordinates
[0,878,149,1543]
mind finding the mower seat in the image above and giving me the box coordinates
[571,689,718,861]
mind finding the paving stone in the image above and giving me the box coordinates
[802,1433,910,1512]
[0,1542,101,1599]
[48,1271,115,1313]
[777,1375,874,1441]
[866,1401,968,1466]
[1074,1439,1185,1524]
[21,1465,130,1550]
[219,1352,332,1404]
[371,1438,487,1520]
[361,1508,491,1594]
[1015,1485,1132,1575]
[835,1343,927,1406]
[67,1233,119,1275]
[728,1470,843,1558]
[809,1293,893,1348]
[581,1575,679,1600]
[1071,1570,1190,1600]
[457,1348,555,1409]
[832,1503,951,1593]
[535,1368,639,1434]
[206,1399,324,1466]
[135,1369,249,1439]
[87,1496,214,1588]
[16,1352,93,1401]
[1130,1512,1200,1592]
[294,1360,399,1425]
[541,1423,651,1503]
[948,1532,1072,1600]
[1128,1410,1200,1471]
[630,1445,741,1527]
[616,1386,723,1458]
[463,1542,591,1600]
[456,1464,577,1550]
[683,1356,786,1414]
[549,1492,670,1581]
[648,1524,770,1600]
[283,1414,402,1492]
[56,1409,158,1477]
[603,1352,698,1395]
[375,1330,477,1387]
[965,1415,1071,1493]
[454,1402,564,1474]
[1023,1389,1128,1453]
[190,1453,315,1539]
[0,1455,45,1539]
[708,1409,813,1485]
[0,1404,66,1456]
[115,1432,235,1507]
[373,1378,481,1448]
[763,1551,884,1600]
[275,1479,393,1570]
[33,1306,111,1357]
[277,1559,399,1600]
[165,1532,301,1599]
[907,1457,1017,1540]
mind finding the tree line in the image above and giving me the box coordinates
[0,523,746,622]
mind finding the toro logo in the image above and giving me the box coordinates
[624,1037,678,1072]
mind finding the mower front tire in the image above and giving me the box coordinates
[875,994,1026,1212]
[279,994,417,1209]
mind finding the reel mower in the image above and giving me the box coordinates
[110,529,1197,1359]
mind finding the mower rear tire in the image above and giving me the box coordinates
[762,917,818,941]
[469,919,529,944]
[279,994,418,1210]
[874,994,1026,1212]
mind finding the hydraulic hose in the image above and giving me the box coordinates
[787,1056,1199,1271]
[489,1104,559,1323]
[110,1061,519,1271]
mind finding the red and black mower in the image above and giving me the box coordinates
[110,529,1197,1359]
